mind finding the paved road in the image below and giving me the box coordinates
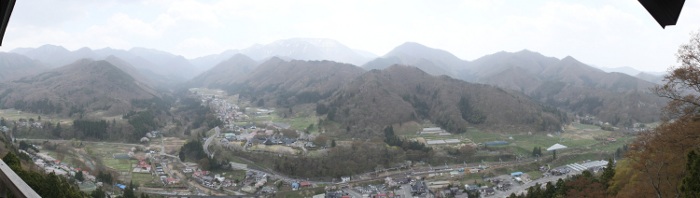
[203,127,220,157]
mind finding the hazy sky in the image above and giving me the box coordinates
[3,0,700,72]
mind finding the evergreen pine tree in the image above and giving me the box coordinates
[600,158,615,188]
[680,150,700,197]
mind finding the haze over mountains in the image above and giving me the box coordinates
[190,38,376,71]
[361,44,666,124]
[0,37,669,133]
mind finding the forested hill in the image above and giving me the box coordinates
[0,59,160,117]
[317,65,567,137]
[227,58,366,107]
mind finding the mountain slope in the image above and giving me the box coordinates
[240,38,375,66]
[0,59,159,116]
[464,51,665,125]
[103,55,154,86]
[0,53,48,81]
[363,42,468,77]
[225,58,366,107]
[319,65,566,137]
[189,54,257,88]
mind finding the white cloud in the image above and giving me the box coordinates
[1,0,699,72]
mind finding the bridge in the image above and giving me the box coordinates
[0,159,41,198]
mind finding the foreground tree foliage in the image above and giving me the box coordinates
[611,31,700,197]
[514,30,700,198]
[508,171,608,198]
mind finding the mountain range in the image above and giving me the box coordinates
[224,58,366,108]
[191,38,376,71]
[192,57,565,135]
[320,65,565,137]
[360,45,666,124]
[0,38,670,131]
[11,45,195,86]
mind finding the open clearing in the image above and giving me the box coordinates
[0,108,72,124]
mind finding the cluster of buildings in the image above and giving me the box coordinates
[290,181,312,191]
[21,148,100,192]
[200,93,246,130]
[189,169,234,190]
[239,171,270,193]
[14,118,44,129]
[195,90,323,153]
[418,127,478,148]
[132,160,151,173]
[30,151,94,181]
[419,127,450,136]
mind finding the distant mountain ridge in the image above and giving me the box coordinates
[0,52,47,81]
[464,51,665,124]
[363,42,467,77]
[597,66,665,77]
[191,38,376,72]
[12,45,195,83]
[241,38,375,66]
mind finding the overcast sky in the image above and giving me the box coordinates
[2,0,699,72]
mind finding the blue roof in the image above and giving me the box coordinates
[115,184,126,189]
[511,172,523,176]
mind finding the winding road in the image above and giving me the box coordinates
[203,127,220,157]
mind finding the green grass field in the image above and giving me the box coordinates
[131,173,157,185]
[571,122,601,130]
[464,128,505,142]
[251,111,319,133]
[103,158,134,172]
[526,171,543,180]
[0,109,71,124]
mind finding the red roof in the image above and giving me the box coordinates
[300,181,312,186]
